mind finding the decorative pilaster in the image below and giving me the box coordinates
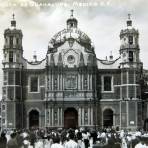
[78,108,81,126]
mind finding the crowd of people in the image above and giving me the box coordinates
[0,127,148,148]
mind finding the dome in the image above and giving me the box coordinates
[48,10,92,49]
[67,17,78,27]
[49,28,91,46]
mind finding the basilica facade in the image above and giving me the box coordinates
[1,11,146,130]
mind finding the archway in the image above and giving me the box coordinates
[64,108,78,129]
[29,110,39,128]
[103,109,113,127]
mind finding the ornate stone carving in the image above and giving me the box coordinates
[65,74,77,89]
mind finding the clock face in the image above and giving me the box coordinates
[67,55,75,64]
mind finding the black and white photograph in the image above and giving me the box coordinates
[0,0,148,147]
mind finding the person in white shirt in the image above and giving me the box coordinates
[51,136,64,148]
[135,142,147,148]
[34,139,44,148]
[65,132,79,148]
[135,138,147,148]
[121,137,127,148]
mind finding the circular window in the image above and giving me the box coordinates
[67,55,75,64]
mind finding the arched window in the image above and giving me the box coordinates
[128,36,133,45]
[129,51,133,62]
[9,51,13,62]
[16,38,19,45]
[10,36,13,47]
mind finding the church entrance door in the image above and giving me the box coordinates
[64,108,78,129]
[29,110,39,128]
[103,109,113,127]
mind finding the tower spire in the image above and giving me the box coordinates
[67,10,78,29]
[109,51,113,61]
[12,13,15,20]
[33,51,37,62]
[127,13,132,27]
[11,13,16,28]
[128,13,131,20]
[71,9,74,17]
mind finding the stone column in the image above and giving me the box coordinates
[60,108,62,126]
[91,107,93,125]
[80,73,82,90]
[78,108,81,126]
[49,108,51,126]
[90,74,92,90]
[78,73,81,90]
[45,109,47,127]
[82,75,84,90]
[50,73,52,90]
[58,74,59,90]
[127,71,129,99]
[63,75,64,91]
[60,74,62,90]
[88,107,90,125]
[120,101,121,129]
[127,101,129,127]
[88,74,90,90]
[58,108,60,126]
[82,108,84,126]
[61,108,63,126]
[51,73,53,91]
[51,108,54,126]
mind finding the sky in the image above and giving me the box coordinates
[0,0,148,99]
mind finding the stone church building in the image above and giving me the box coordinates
[1,11,147,130]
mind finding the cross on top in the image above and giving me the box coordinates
[11,13,16,27]
[12,13,15,20]
[71,9,74,17]
[128,13,131,20]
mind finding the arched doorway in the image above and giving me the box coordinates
[64,108,78,129]
[103,109,113,127]
[29,110,39,128]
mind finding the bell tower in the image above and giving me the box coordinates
[2,14,24,129]
[119,15,143,129]
[3,14,23,68]
[120,14,141,68]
